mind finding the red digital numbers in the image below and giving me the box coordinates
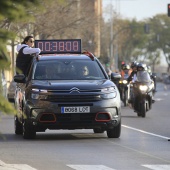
[59,42,64,51]
[53,42,57,51]
[65,42,71,51]
[37,42,44,51]
[45,42,50,51]
[73,41,78,51]
[35,39,81,53]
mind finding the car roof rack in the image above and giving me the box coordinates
[82,50,95,61]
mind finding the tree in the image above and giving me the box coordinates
[7,0,101,56]
[0,0,101,114]
[0,0,42,114]
[146,14,170,72]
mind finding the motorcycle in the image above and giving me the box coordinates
[128,70,154,117]
[118,73,129,106]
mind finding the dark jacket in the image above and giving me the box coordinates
[16,46,34,75]
[127,71,137,82]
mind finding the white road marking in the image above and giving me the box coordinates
[67,165,115,170]
[154,98,164,101]
[142,165,170,170]
[122,125,170,140]
[0,160,37,170]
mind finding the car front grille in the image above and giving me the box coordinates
[46,94,101,102]
[56,113,96,122]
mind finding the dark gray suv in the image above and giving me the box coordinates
[14,41,121,139]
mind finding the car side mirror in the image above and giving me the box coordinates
[14,74,26,83]
[110,72,121,85]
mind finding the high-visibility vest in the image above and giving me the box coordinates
[120,69,131,78]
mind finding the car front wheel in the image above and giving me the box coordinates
[107,120,121,138]
[23,120,36,139]
[14,116,23,135]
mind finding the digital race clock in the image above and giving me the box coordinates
[34,39,82,54]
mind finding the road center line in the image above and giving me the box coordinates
[67,165,115,170]
[122,125,170,140]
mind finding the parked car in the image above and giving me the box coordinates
[7,80,16,103]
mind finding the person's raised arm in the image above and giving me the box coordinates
[23,47,41,55]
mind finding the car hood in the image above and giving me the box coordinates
[30,79,115,91]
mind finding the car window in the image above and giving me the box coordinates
[33,59,106,80]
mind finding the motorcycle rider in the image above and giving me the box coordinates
[120,63,131,78]
[127,61,138,83]
[127,61,139,105]
[119,63,131,106]
[133,63,154,112]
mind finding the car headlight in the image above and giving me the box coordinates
[101,87,115,92]
[32,89,47,93]
[31,93,39,99]
[31,89,48,99]
[101,87,117,99]
[139,85,148,93]
[102,92,117,99]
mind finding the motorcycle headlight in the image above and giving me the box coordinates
[139,85,148,92]
[122,80,128,84]
[119,80,122,83]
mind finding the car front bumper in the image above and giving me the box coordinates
[24,98,121,132]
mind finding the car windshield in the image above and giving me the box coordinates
[33,59,106,80]
[136,70,151,83]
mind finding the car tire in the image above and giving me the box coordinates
[93,128,105,133]
[14,116,23,135]
[23,120,36,139]
[107,120,121,138]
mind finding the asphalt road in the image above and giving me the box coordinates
[0,82,170,170]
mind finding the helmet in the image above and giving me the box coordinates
[137,63,147,71]
[130,61,138,69]
[122,64,130,70]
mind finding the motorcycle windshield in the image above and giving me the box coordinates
[136,71,151,83]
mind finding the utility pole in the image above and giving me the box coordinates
[110,4,113,70]
[11,39,15,76]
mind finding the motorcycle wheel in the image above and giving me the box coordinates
[140,102,146,118]
[123,90,128,107]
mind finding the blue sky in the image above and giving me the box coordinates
[102,0,169,21]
